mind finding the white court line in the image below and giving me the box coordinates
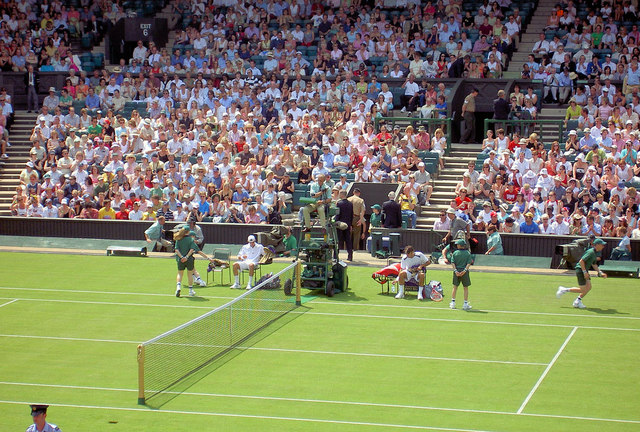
[0,286,237,301]
[311,300,640,321]
[0,299,17,308]
[0,297,214,310]
[1,296,639,332]
[0,334,543,366]
[0,399,495,432]
[305,311,640,333]
[3,286,640,322]
[517,326,578,414]
[0,384,638,425]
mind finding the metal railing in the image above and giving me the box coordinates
[374,117,453,155]
[483,119,566,144]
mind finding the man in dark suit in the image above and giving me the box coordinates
[24,65,39,112]
[335,189,354,261]
[493,90,510,131]
[382,191,402,229]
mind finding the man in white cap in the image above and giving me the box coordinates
[231,235,265,289]
[535,168,554,197]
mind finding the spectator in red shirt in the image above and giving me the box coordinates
[115,202,129,220]
[503,182,520,203]
[452,188,472,212]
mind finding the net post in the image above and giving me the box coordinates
[295,259,302,306]
[137,344,145,405]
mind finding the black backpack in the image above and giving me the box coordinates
[268,209,282,225]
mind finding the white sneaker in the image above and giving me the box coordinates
[463,302,472,311]
[449,301,456,309]
[424,201,430,206]
[189,289,196,297]
[400,107,406,112]
[197,278,207,287]
[417,288,424,300]
[573,298,586,309]
[246,283,253,290]
[556,286,567,298]
[395,291,405,299]
[175,287,181,297]
[0,153,7,159]
[230,282,241,289]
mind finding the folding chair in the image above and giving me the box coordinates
[240,263,263,286]
[206,248,231,285]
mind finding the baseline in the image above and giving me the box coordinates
[311,300,640,321]
[0,286,236,301]
[3,286,640,322]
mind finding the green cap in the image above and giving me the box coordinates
[593,238,606,245]
[371,204,382,210]
[455,238,466,246]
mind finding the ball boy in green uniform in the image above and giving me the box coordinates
[173,226,215,298]
[449,238,474,311]
[556,238,608,309]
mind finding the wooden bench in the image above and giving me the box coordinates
[106,245,148,257]
[599,261,640,278]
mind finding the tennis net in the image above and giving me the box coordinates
[137,261,299,404]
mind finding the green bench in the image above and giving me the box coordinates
[599,261,640,278]
[472,255,552,269]
[106,244,148,257]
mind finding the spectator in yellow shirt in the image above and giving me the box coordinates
[98,199,116,219]
[399,186,417,229]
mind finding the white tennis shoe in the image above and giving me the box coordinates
[556,286,568,298]
[196,278,207,287]
[189,289,196,297]
[462,302,472,311]
[175,287,181,297]
[230,282,241,289]
[417,288,424,301]
[449,300,456,309]
[573,298,586,309]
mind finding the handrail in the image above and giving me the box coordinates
[483,118,566,144]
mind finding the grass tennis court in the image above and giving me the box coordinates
[1,251,639,431]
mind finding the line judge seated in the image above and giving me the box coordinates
[230,235,264,290]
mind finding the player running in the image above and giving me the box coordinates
[395,245,431,300]
[556,238,608,309]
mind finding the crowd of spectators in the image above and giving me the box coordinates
[5,0,640,243]
[439,118,640,240]
[523,1,640,104]
[13,0,503,222]
[431,0,640,241]
[0,0,116,74]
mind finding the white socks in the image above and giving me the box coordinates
[234,275,240,284]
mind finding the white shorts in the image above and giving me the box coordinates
[237,261,258,271]
[400,269,420,283]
